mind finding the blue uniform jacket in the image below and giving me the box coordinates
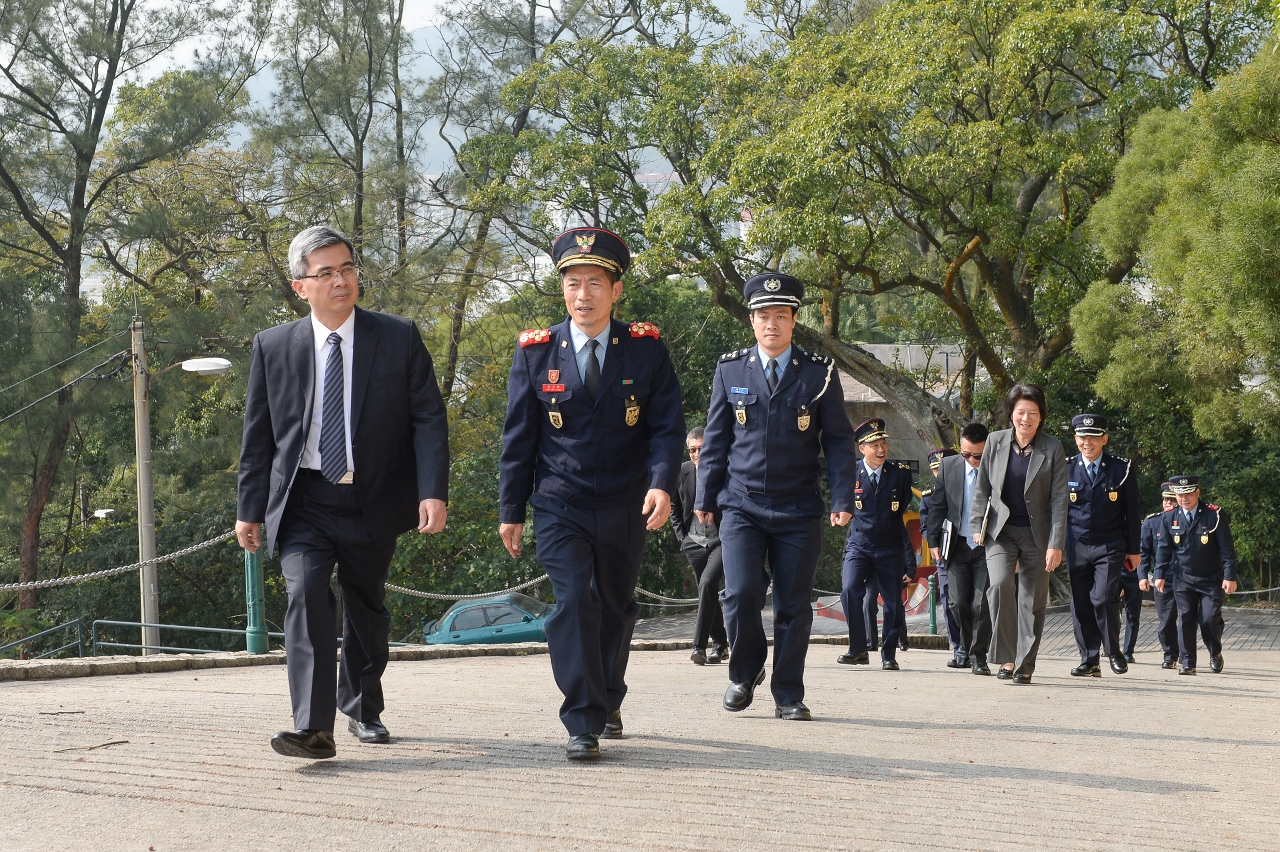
[846,459,915,553]
[1153,503,1238,583]
[695,344,856,514]
[1066,452,1141,552]
[1137,509,1174,582]
[498,317,685,524]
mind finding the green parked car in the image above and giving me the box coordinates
[422,592,555,645]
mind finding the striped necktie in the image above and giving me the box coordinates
[320,332,347,484]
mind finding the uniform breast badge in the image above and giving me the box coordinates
[548,369,560,383]
[891,500,900,512]
[797,406,810,431]
[735,401,747,425]
[1070,491,1077,502]
[1201,534,1210,545]
[548,397,563,429]
[625,395,640,426]
[1109,491,1118,502]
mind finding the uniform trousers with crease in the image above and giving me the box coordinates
[984,524,1052,676]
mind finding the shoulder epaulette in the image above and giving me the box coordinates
[921,488,933,497]
[720,348,749,362]
[1145,512,1160,520]
[1068,454,1079,463]
[897,462,912,471]
[1208,503,1220,511]
[518,328,551,347]
[630,321,660,339]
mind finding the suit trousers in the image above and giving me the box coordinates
[936,562,963,652]
[1119,566,1142,656]
[1174,574,1226,669]
[276,471,397,731]
[861,583,878,649]
[1068,540,1125,664]
[719,490,823,706]
[946,540,991,660]
[1153,585,1179,661]
[531,492,647,737]
[985,525,1051,675]
[842,543,905,663]
[683,540,727,650]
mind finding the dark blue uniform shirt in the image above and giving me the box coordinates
[696,345,856,513]
[1066,452,1141,552]
[847,459,914,552]
[1154,503,1238,583]
[499,317,684,523]
[1137,510,1173,583]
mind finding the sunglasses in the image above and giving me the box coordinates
[960,451,982,460]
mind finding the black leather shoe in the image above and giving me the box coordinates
[837,651,870,665]
[1209,654,1224,673]
[723,666,766,712]
[1012,672,1032,685]
[707,645,726,664]
[899,636,910,651]
[566,733,600,761]
[1109,655,1129,675]
[996,667,1014,680]
[271,729,336,759]
[1161,658,1177,669]
[601,710,623,738]
[882,659,900,671]
[690,647,707,665]
[946,655,965,668]
[775,702,812,721]
[348,716,391,744]
[1178,664,1196,675]
[1071,663,1101,678]
[972,660,991,676]
[1125,653,1136,664]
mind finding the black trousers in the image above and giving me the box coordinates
[532,492,647,737]
[1175,574,1226,668]
[1068,540,1125,664]
[276,470,397,731]
[842,542,905,663]
[1118,566,1142,656]
[946,540,991,660]
[1153,584,1179,661]
[683,540,727,650]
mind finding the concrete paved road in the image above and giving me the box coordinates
[2,647,1277,851]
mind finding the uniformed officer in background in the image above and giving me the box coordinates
[1153,475,1239,675]
[1065,414,1141,678]
[1138,481,1179,669]
[921,446,962,661]
[695,272,857,721]
[498,227,685,760]
[837,419,915,671]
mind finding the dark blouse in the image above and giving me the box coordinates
[1002,443,1032,528]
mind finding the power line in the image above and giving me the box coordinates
[0,350,132,426]
[0,328,130,397]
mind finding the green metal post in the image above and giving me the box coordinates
[245,546,268,654]
[928,573,938,636]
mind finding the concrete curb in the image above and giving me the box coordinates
[0,633,950,682]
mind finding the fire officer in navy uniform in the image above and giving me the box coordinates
[694,272,857,721]
[1066,414,1141,678]
[921,447,962,660]
[498,227,685,760]
[1153,475,1238,675]
[837,419,915,671]
[1138,481,1180,669]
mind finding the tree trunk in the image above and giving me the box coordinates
[442,216,492,399]
[389,0,408,269]
[959,349,977,419]
[18,394,74,610]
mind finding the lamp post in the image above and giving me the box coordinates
[131,315,231,655]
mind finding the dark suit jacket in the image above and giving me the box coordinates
[926,454,978,556]
[671,460,718,546]
[237,307,449,556]
[969,428,1068,551]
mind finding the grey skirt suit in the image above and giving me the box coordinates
[968,428,1068,675]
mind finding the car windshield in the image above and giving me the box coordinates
[507,592,548,617]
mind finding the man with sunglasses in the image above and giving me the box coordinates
[925,422,993,674]
[670,426,728,664]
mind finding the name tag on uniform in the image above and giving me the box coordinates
[731,387,750,395]
[542,383,565,392]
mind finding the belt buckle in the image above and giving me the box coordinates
[337,471,354,485]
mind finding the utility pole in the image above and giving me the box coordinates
[132,317,160,654]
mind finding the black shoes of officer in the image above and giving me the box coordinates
[1071,663,1102,678]
[707,644,727,664]
[996,667,1014,680]
[972,656,991,676]
[837,651,870,665]
[566,733,600,761]
[899,635,910,651]
[602,710,623,738]
[271,729,337,759]
[724,666,766,712]
[1012,672,1032,684]
[348,716,391,744]
[1179,664,1196,675]
[690,647,707,665]
[775,702,812,721]
[882,659,900,671]
[1161,657,1178,669]
[947,653,969,668]
[1109,655,1129,675]
[1210,654,1225,673]
[1125,653,1136,664]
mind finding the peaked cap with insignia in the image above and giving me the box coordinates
[1072,413,1109,436]
[928,447,958,470]
[855,418,889,444]
[743,272,803,310]
[552,227,631,276]
[1168,474,1199,495]
[1160,480,1176,499]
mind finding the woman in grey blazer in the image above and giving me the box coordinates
[968,383,1068,684]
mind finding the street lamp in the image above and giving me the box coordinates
[132,318,232,655]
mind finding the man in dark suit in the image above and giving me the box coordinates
[1138,482,1179,668]
[236,226,450,760]
[921,446,961,658]
[499,227,684,761]
[926,423,993,674]
[670,426,727,664]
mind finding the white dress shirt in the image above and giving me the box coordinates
[300,310,355,473]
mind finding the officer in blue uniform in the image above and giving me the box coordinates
[498,227,685,760]
[695,272,856,721]
[837,419,915,671]
[1065,414,1141,677]
[1138,481,1179,669]
[1153,475,1239,675]
[922,447,962,661]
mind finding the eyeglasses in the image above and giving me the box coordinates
[960,452,982,460]
[298,264,360,286]
[687,446,702,455]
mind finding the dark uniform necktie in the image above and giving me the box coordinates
[320,331,347,484]
[766,358,779,393]
[1087,461,1098,483]
[584,338,600,400]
